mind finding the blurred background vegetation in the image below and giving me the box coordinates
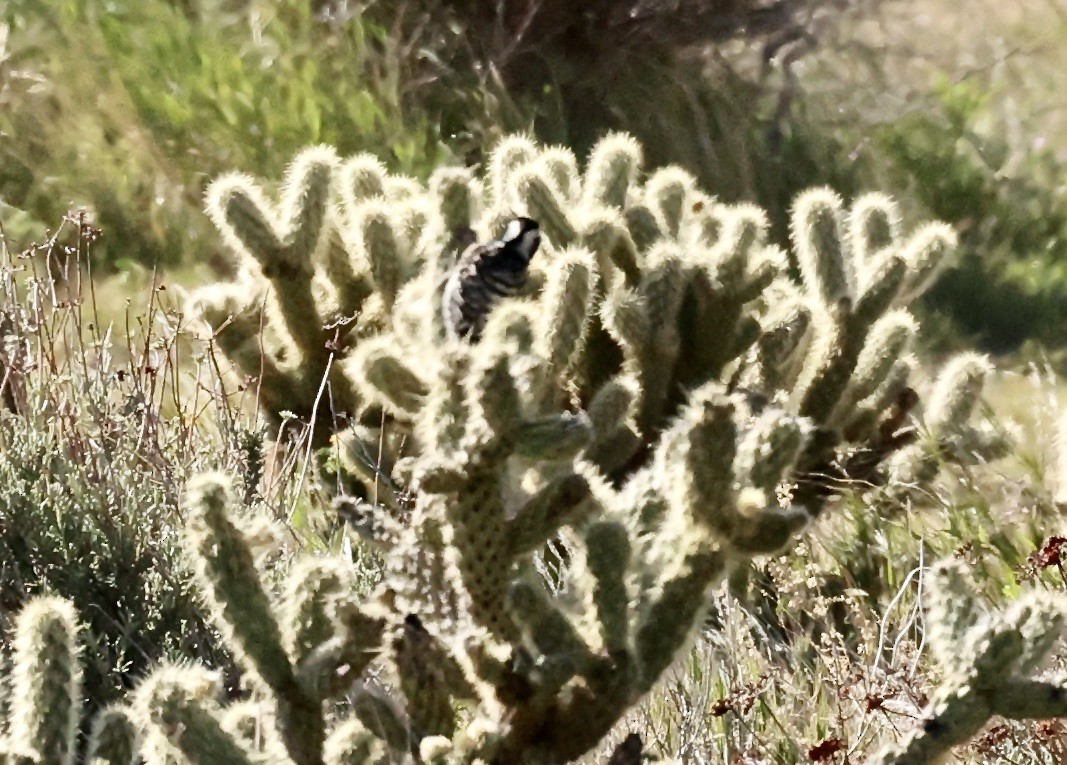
[2,0,1067,350]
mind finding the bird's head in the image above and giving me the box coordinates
[501,217,541,264]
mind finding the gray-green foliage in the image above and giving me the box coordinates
[0,235,237,721]
[0,401,229,712]
[173,133,1012,763]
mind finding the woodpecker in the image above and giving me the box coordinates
[440,217,541,342]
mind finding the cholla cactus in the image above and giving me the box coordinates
[5,597,82,765]
[85,706,140,765]
[874,559,1067,765]
[882,352,1011,499]
[0,598,139,765]
[170,133,1009,764]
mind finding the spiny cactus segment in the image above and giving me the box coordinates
[874,560,1067,765]
[85,706,140,765]
[0,598,139,765]
[6,597,82,765]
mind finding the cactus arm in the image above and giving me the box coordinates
[875,562,1067,765]
[506,580,596,690]
[7,598,82,765]
[324,719,387,765]
[513,169,577,247]
[137,667,261,765]
[583,132,643,209]
[85,706,139,765]
[507,474,592,558]
[583,522,633,657]
[991,680,1067,718]
[184,473,327,765]
[535,250,597,378]
[206,148,337,370]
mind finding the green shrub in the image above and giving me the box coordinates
[0,0,453,271]
[0,215,251,718]
[875,79,1067,352]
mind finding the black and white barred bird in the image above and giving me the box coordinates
[441,217,541,342]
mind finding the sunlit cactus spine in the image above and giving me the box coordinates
[622,202,662,252]
[736,409,809,495]
[766,185,978,511]
[657,387,809,557]
[536,249,597,378]
[324,719,386,765]
[874,559,1067,765]
[185,475,299,691]
[196,147,363,439]
[537,146,582,202]
[791,188,855,307]
[283,559,355,667]
[487,134,539,206]
[392,616,464,741]
[429,166,478,259]
[194,146,461,443]
[339,153,388,203]
[887,352,1009,490]
[134,666,255,765]
[582,132,643,208]
[345,200,407,310]
[578,211,641,287]
[183,474,391,758]
[512,168,577,247]
[6,597,82,765]
[848,192,900,271]
[748,297,812,393]
[643,167,695,238]
[85,706,140,765]
[828,309,916,426]
[191,280,322,417]
[898,222,958,302]
[348,335,428,417]
[926,352,990,429]
[0,600,149,765]
[206,146,336,366]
